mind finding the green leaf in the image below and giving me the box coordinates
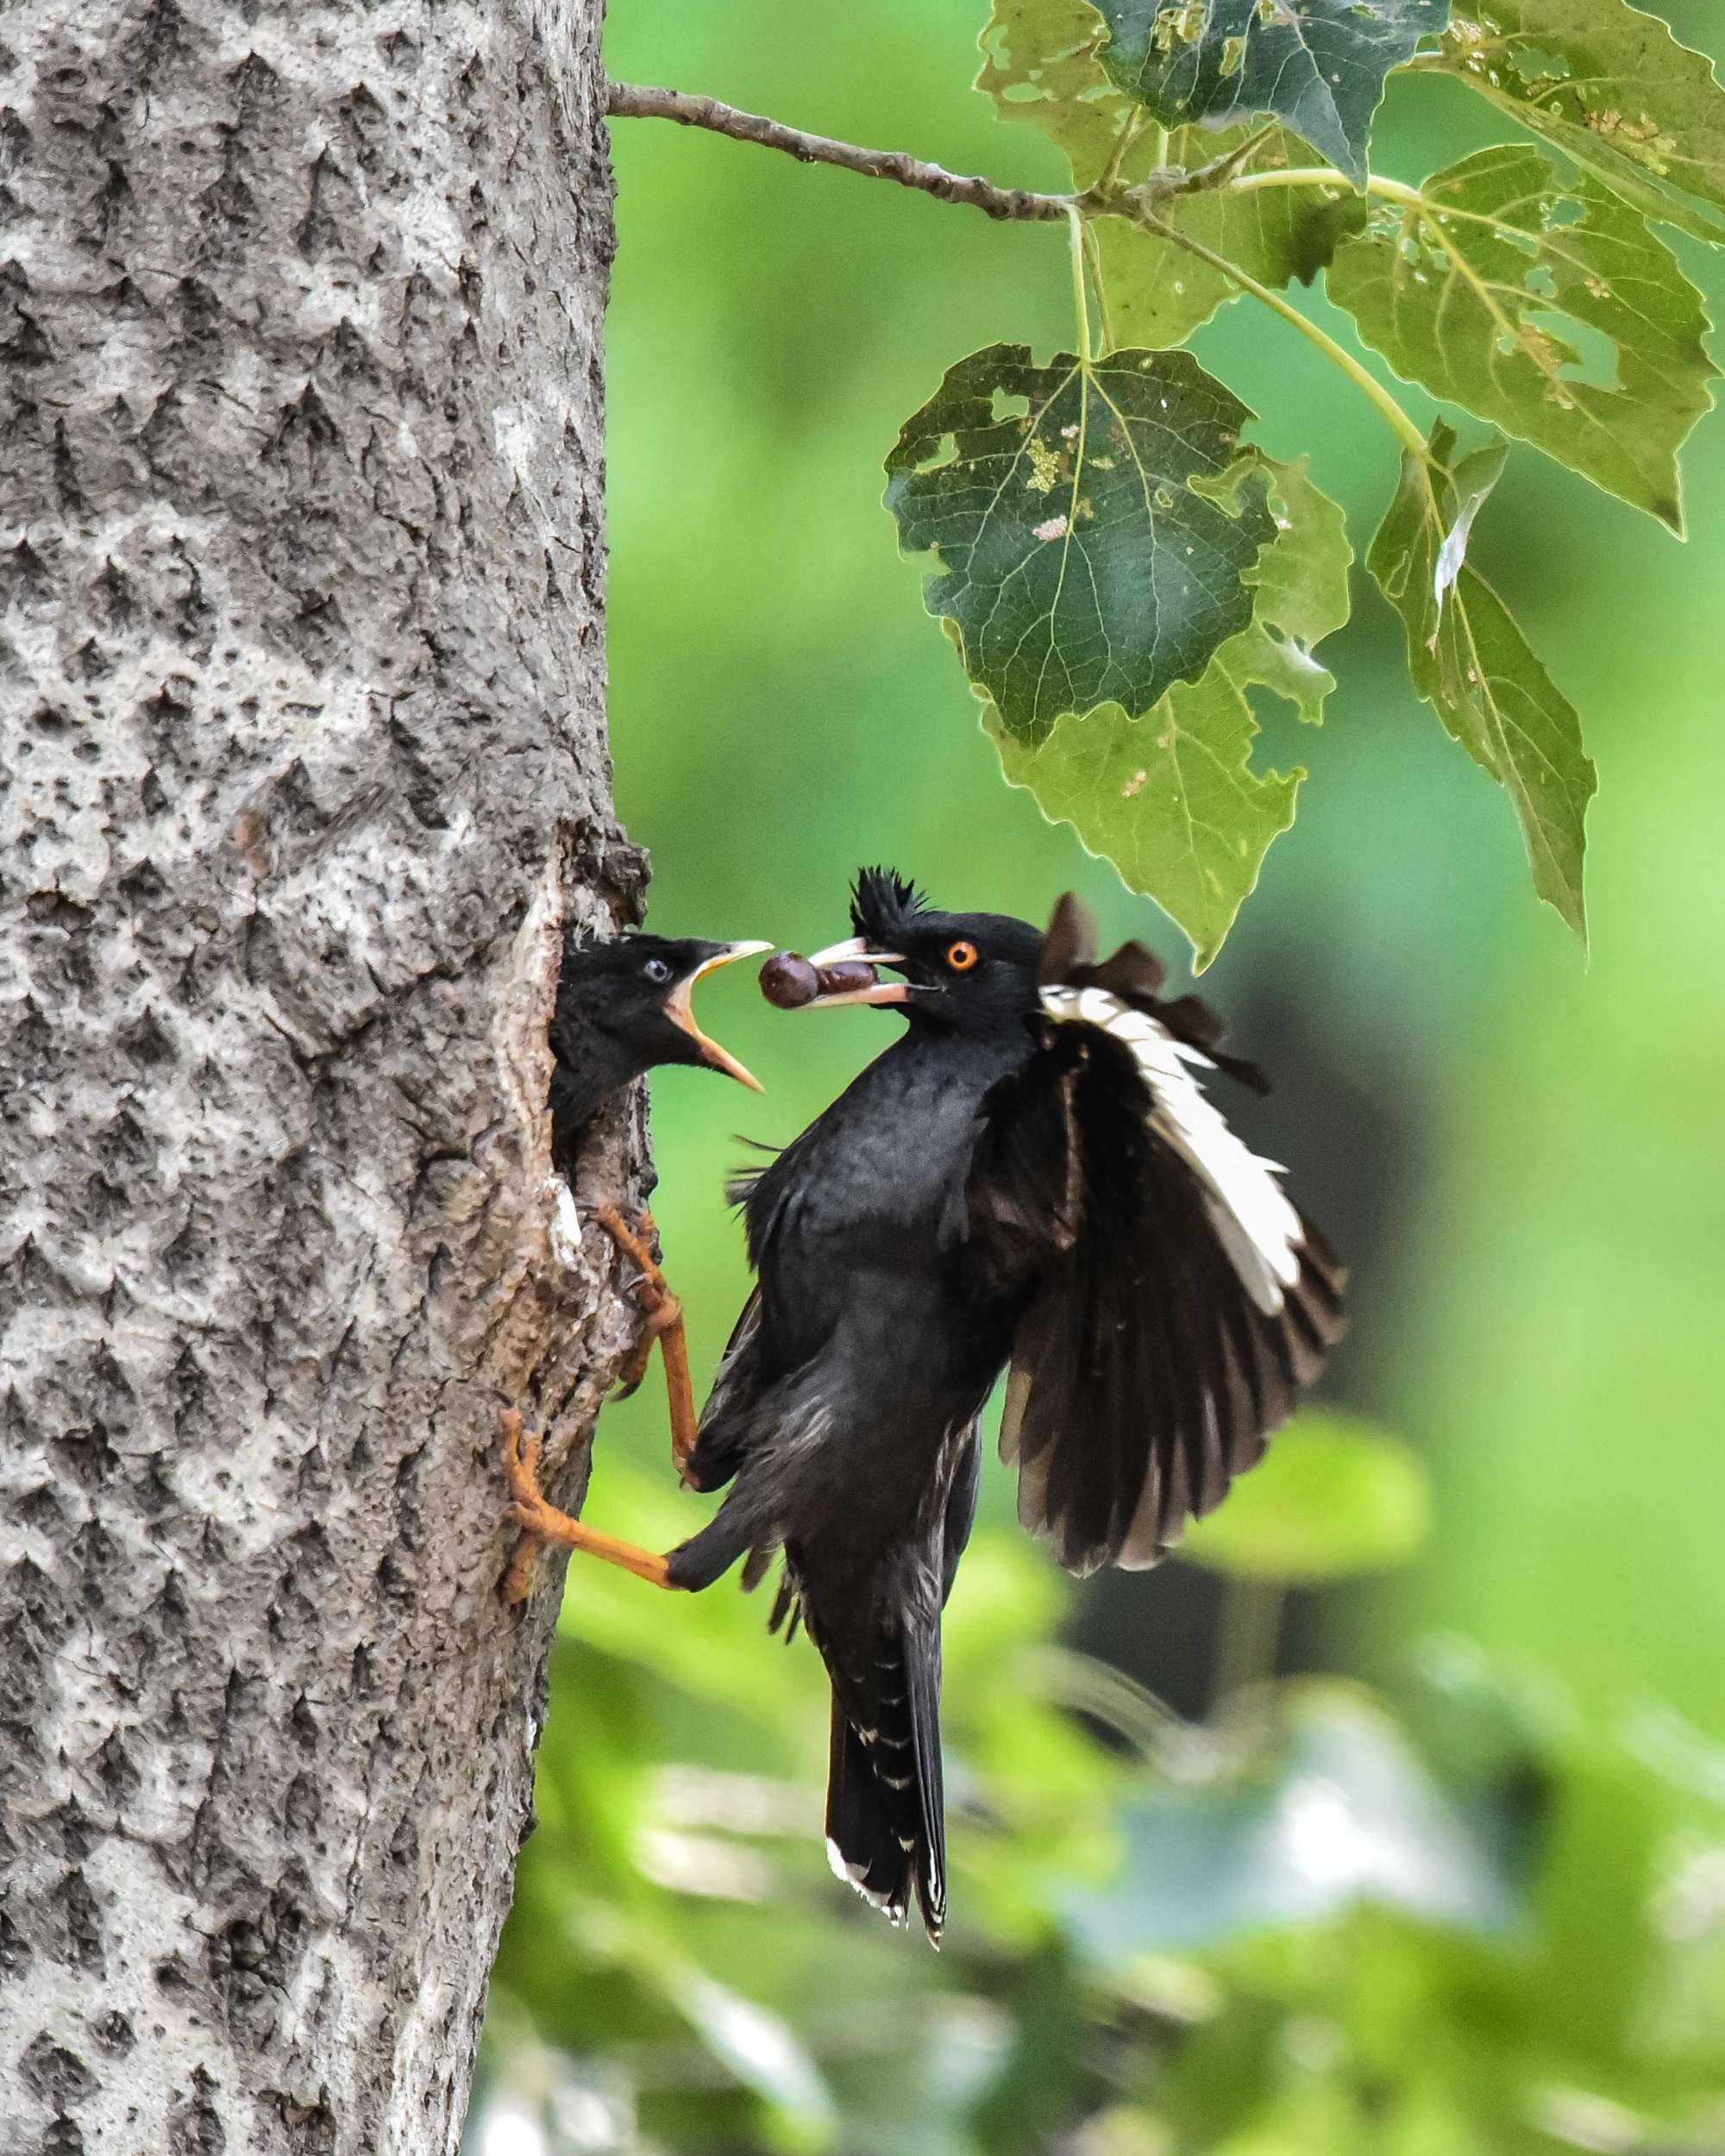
[1368,421,1596,938]
[1180,1413,1433,1583]
[1095,135,1369,348]
[1327,146,1714,530]
[1435,0,1725,246]
[977,0,1138,186]
[976,7,1368,345]
[1249,454,1355,641]
[1094,0,1450,185]
[1528,1751,1666,2056]
[886,344,1277,739]
[990,457,1350,967]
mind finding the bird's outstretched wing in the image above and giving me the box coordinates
[964,897,1345,1576]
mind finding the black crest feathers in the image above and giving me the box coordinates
[850,867,928,947]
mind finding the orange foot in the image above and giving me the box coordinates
[498,1407,678,1604]
[592,1203,697,1479]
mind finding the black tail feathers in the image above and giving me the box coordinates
[820,1610,945,1944]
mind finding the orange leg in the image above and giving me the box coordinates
[499,1409,686,1604]
[593,1201,699,1479]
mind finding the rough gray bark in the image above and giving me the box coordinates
[0,4,640,2151]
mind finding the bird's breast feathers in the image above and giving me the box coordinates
[774,1041,1019,1236]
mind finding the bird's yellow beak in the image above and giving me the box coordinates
[799,937,914,1007]
[666,942,773,1088]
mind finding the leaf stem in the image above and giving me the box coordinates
[1029,1645,1186,1761]
[1067,206,1094,366]
[1213,1576,1285,1724]
[1138,208,1432,464]
[1228,164,1358,195]
[1231,164,1519,239]
[1081,219,1116,354]
[1101,109,1145,196]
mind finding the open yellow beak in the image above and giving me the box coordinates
[665,941,773,1089]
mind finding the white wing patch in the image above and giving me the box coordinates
[1040,984,1303,1315]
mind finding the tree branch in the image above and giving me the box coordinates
[605,82,1078,222]
[604,79,1429,469]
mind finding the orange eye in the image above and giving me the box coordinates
[945,939,980,973]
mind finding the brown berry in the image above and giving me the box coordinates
[815,961,879,998]
[759,951,819,1009]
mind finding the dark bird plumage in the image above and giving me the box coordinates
[548,931,768,1175]
[662,873,1346,1942]
[499,926,771,1605]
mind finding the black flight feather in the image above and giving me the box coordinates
[972,902,1346,1573]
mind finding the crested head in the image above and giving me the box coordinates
[822,870,1044,1041]
[850,867,929,952]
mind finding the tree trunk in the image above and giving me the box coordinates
[0,4,636,2150]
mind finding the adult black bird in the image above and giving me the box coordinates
[506,877,1345,1935]
[505,929,768,1601]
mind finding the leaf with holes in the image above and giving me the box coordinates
[1093,0,1450,185]
[976,4,1368,345]
[991,457,1350,966]
[886,345,1278,739]
[1370,422,1595,938]
[976,0,1139,186]
[1436,0,1725,247]
[1328,145,1714,530]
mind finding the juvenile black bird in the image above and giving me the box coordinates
[506,878,1344,1935]
[505,930,768,1601]
[548,931,770,1175]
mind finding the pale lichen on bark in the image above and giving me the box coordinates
[0,3,633,2150]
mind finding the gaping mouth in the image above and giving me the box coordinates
[666,942,773,1087]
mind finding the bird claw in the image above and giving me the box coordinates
[501,1408,543,1500]
[591,1203,692,1471]
[497,1405,677,1596]
[499,1409,577,1604]
[610,1287,683,1399]
[593,1200,661,1273]
[593,1202,671,1299]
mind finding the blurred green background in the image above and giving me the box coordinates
[472,6,1725,2150]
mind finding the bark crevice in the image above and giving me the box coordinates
[0,3,624,2149]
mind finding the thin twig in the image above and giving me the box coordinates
[606,81,1079,222]
[607,74,1433,479]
